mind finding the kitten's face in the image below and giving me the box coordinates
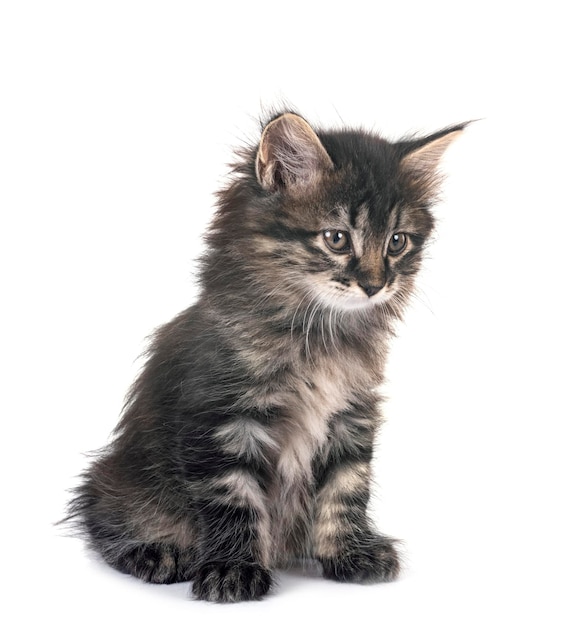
[249,113,462,318]
[307,203,431,313]
[207,113,463,321]
[271,186,433,315]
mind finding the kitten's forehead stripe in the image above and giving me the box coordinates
[387,208,400,239]
[355,205,371,232]
[262,222,320,241]
[349,203,360,229]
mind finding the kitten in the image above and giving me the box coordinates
[66,111,466,602]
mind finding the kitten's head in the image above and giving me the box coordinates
[207,112,466,319]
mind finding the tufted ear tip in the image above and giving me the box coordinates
[255,113,334,193]
[400,123,468,180]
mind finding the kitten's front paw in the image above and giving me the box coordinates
[320,537,400,583]
[191,561,272,602]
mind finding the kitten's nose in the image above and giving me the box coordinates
[359,283,383,298]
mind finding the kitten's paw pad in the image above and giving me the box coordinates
[192,561,272,602]
[115,543,179,584]
[320,539,400,583]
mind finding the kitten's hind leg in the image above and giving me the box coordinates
[69,487,199,584]
[114,543,180,584]
[113,543,198,584]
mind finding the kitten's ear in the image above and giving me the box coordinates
[400,123,467,185]
[256,113,334,193]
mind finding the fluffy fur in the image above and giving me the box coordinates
[66,111,466,602]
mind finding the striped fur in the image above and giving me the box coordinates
[65,111,466,602]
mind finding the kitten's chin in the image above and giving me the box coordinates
[316,290,391,313]
[335,296,377,312]
[305,280,394,314]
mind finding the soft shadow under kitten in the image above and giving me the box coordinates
[66,111,466,602]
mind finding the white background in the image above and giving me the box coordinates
[1,1,569,624]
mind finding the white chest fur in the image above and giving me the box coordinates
[275,362,352,487]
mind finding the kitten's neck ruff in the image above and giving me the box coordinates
[207,292,391,388]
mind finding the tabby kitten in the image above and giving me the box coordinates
[67,111,465,602]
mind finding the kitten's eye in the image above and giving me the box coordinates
[388,233,407,256]
[323,229,352,254]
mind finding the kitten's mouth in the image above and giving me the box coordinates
[314,285,392,312]
[339,291,390,311]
